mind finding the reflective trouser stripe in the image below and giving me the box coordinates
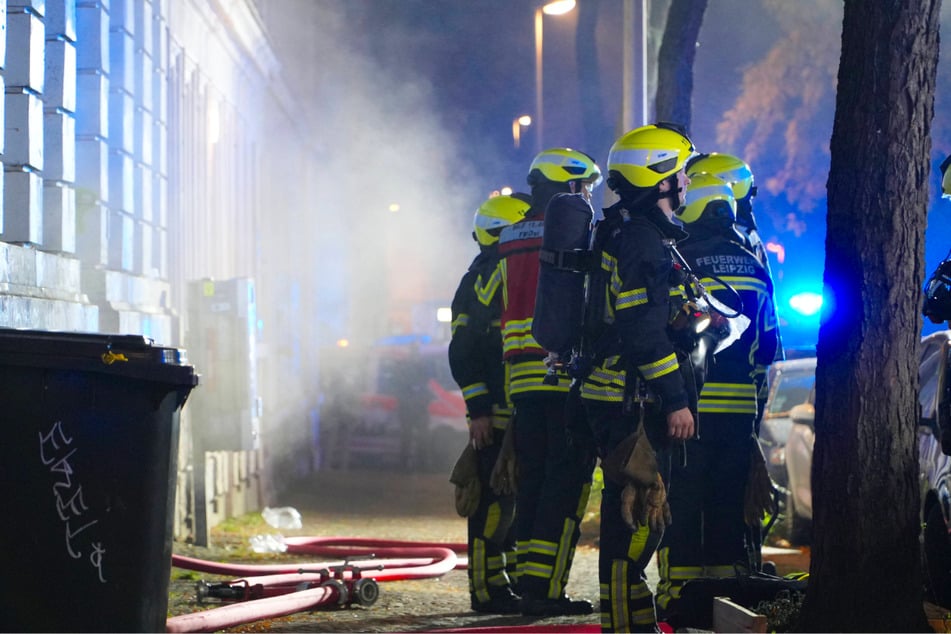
[703,564,738,578]
[600,561,657,631]
[471,537,491,603]
[655,546,703,610]
[548,517,578,599]
[470,537,512,602]
[610,560,631,631]
[519,522,580,599]
[505,544,518,587]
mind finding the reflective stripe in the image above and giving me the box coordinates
[508,359,570,395]
[611,560,631,632]
[703,564,739,578]
[638,353,679,380]
[475,266,502,306]
[471,537,490,602]
[699,381,758,414]
[485,501,501,540]
[581,361,626,402]
[450,312,469,336]
[502,318,541,355]
[702,275,768,295]
[616,287,648,310]
[462,382,489,401]
[701,382,758,398]
[549,518,577,598]
[698,401,758,414]
[626,522,650,562]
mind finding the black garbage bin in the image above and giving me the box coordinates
[0,329,198,632]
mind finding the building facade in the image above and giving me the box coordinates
[3,0,325,543]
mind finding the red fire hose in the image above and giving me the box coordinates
[166,537,465,632]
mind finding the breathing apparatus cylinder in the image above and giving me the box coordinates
[532,193,594,356]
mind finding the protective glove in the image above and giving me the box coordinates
[490,422,517,496]
[449,444,480,517]
[619,473,672,532]
[743,435,776,526]
[600,424,658,487]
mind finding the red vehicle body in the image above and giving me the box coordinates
[318,335,467,472]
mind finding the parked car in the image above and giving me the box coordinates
[773,332,951,607]
[757,356,817,539]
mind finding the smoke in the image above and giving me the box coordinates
[256,0,485,346]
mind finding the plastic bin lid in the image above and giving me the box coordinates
[0,328,199,386]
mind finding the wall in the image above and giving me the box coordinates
[2,0,324,542]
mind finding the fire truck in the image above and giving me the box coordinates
[317,334,468,472]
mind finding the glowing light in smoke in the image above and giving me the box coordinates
[765,241,785,264]
[543,0,576,15]
[436,307,452,323]
[512,114,532,148]
[388,203,400,213]
[336,338,350,348]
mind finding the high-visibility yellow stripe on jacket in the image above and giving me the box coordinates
[698,381,758,414]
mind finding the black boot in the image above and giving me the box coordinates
[472,588,522,615]
[520,594,594,616]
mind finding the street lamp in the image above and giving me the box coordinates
[535,0,576,153]
[512,114,532,148]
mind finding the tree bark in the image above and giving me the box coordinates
[654,0,707,132]
[800,0,940,631]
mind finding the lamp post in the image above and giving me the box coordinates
[621,0,648,131]
[512,114,532,149]
[534,0,576,153]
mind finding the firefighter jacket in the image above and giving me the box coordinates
[580,203,691,414]
[677,224,782,420]
[448,247,510,426]
[498,206,572,399]
[731,224,786,366]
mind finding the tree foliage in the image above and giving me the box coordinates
[716,0,841,218]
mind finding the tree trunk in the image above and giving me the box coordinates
[654,0,706,132]
[800,0,940,631]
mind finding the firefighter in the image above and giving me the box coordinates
[654,173,783,629]
[923,155,951,328]
[684,153,785,569]
[495,148,602,617]
[448,193,530,614]
[685,152,785,435]
[579,123,699,632]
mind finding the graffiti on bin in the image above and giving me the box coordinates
[38,420,107,583]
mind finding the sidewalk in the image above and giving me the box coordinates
[169,468,602,632]
[168,468,810,632]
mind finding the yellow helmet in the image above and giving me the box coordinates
[677,172,736,225]
[606,122,695,191]
[686,152,755,201]
[527,148,603,188]
[472,193,531,246]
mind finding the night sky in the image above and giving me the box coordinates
[260,0,951,349]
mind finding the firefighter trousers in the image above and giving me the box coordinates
[655,411,753,623]
[586,400,672,633]
[512,392,594,600]
[468,427,517,604]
